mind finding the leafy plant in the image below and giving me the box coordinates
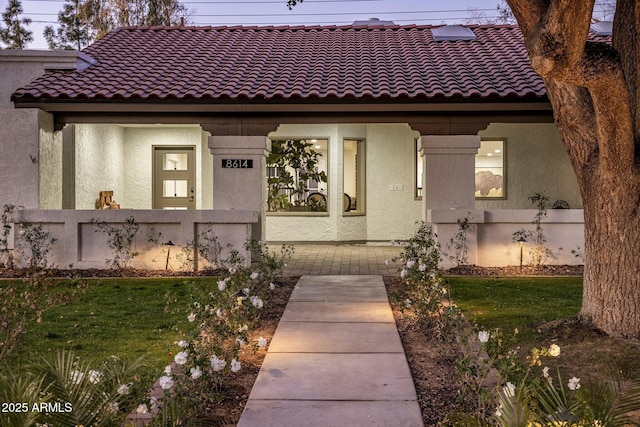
[392,222,464,342]
[0,204,18,268]
[91,216,140,270]
[512,192,553,266]
[28,349,146,427]
[447,213,474,267]
[15,222,57,270]
[157,236,292,422]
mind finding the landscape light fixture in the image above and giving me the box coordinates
[517,236,527,270]
[164,241,175,270]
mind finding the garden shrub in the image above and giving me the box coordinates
[91,216,140,270]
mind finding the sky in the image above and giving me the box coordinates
[1,0,616,49]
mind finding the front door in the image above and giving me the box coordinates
[153,146,196,210]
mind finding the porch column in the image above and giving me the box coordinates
[208,136,271,243]
[419,135,483,267]
[418,135,480,211]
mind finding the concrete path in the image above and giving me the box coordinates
[238,275,424,427]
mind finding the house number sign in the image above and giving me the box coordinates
[222,159,253,169]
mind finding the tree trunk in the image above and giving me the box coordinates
[581,171,640,338]
[507,0,640,338]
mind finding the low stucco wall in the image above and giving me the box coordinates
[10,209,257,270]
[430,208,584,267]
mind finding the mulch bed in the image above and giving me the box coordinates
[445,264,583,277]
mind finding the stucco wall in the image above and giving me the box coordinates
[71,125,212,210]
[477,123,582,209]
[0,50,79,109]
[122,126,211,209]
[75,124,125,209]
[39,113,62,209]
[0,109,49,209]
[266,123,423,242]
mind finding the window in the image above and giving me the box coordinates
[475,139,506,199]
[266,139,328,213]
[343,139,365,214]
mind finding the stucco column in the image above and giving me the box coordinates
[418,135,481,211]
[419,135,482,267]
[208,136,271,243]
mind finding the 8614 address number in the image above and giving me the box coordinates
[222,159,253,169]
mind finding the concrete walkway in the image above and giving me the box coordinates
[238,275,424,427]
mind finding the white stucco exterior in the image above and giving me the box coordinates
[265,123,423,242]
[477,123,582,209]
[68,124,212,210]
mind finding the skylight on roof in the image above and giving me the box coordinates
[431,25,476,41]
[590,21,612,35]
[352,17,396,26]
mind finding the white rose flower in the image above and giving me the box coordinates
[478,331,490,343]
[210,356,226,372]
[136,404,149,414]
[174,351,188,365]
[187,313,196,322]
[159,375,174,390]
[190,366,202,380]
[418,263,427,272]
[568,377,581,390]
[542,366,550,378]
[230,358,241,373]
[250,272,259,280]
[258,336,268,348]
[250,296,264,308]
[269,282,276,290]
[117,383,130,395]
[177,340,188,348]
[70,370,84,385]
[218,279,227,291]
[406,260,416,268]
[229,267,237,274]
[238,324,248,332]
[400,269,408,278]
[88,370,102,384]
[164,365,172,375]
[548,344,561,357]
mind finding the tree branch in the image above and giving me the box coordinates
[508,0,635,174]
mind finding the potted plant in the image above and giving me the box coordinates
[267,140,328,212]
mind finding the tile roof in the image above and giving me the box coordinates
[13,24,554,104]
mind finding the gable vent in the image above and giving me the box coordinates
[431,25,476,41]
[590,21,612,35]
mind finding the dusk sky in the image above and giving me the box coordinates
[3,0,615,49]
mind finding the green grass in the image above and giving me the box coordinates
[447,276,583,340]
[9,277,210,370]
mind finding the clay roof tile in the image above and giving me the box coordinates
[11,24,611,104]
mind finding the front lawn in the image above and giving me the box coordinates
[10,277,204,369]
[448,276,583,340]
[448,276,640,383]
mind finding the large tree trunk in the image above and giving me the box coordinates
[508,0,640,338]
